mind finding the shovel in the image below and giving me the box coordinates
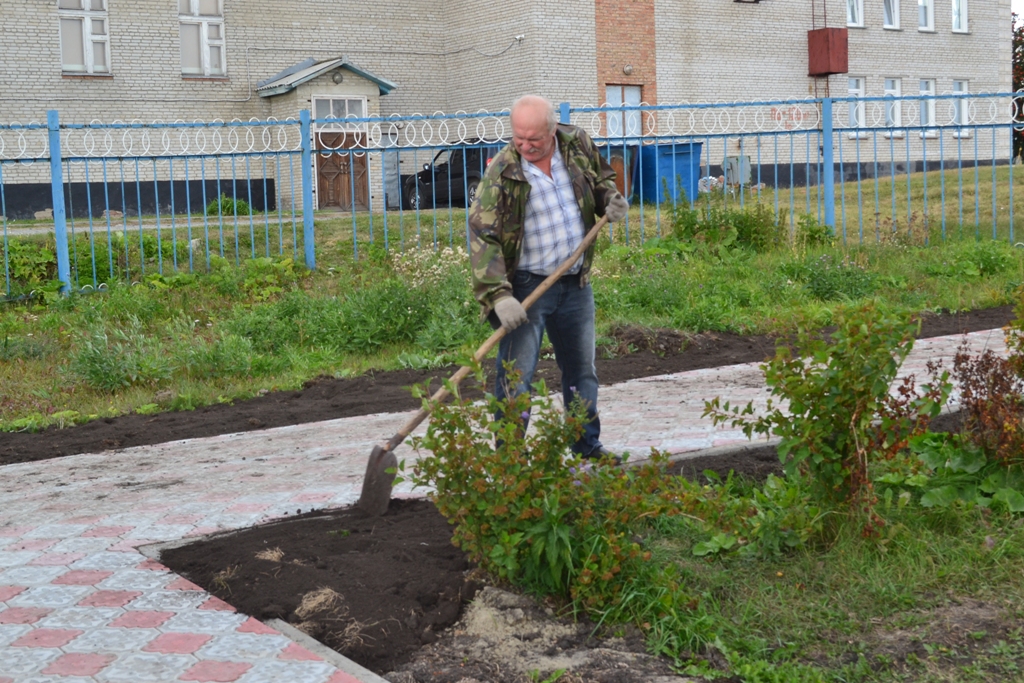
[356,214,611,516]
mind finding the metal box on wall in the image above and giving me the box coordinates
[807,27,848,77]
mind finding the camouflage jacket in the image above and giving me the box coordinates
[468,124,617,316]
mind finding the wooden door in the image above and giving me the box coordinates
[316,132,369,211]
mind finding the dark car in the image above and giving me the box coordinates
[401,141,503,210]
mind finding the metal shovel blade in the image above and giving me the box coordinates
[356,444,397,516]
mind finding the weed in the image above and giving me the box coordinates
[71,316,173,391]
[206,194,252,217]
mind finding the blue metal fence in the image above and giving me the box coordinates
[1,93,1021,299]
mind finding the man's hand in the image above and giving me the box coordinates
[605,193,629,223]
[493,297,528,331]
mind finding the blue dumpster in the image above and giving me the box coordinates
[632,141,702,205]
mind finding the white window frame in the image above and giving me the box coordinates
[883,78,904,138]
[952,80,971,138]
[312,96,369,132]
[919,79,938,138]
[606,85,642,139]
[918,0,934,30]
[847,0,864,27]
[847,78,867,138]
[58,0,110,75]
[952,0,968,32]
[179,0,226,77]
[883,0,900,28]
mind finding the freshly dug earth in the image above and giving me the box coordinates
[161,499,474,676]
[161,499,682,682]
[2,304,1014,465]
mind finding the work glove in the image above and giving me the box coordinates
[493,297,528,331]
[604,192,629,223]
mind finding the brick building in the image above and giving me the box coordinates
[1,0,1011,122]
[0,1,1012,216]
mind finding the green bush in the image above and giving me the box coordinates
[781,253,877,302]
[206,194,252,217]
[706,303,951,521]
[71,316,173,391]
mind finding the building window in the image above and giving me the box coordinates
[952,0,968,32]
[848,77,866,138]
[847,0,864,27]
[313,97,367,131]
[58,0,110,74]
[918,0,934,30]
[883,0,900,28]
[179,0,225,76]
[606,85,642,138]
[919,79,937,137]
[952,80,970,137]
[884,78,902,135]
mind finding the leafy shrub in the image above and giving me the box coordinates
[669,202,785,254]
[4,239,57,286]
[706,303,951,525]
[407,370,691,602]
[951,305,1024,463]
[795,213,832,248]
[206,194,251,217]
[874,432,1024,513]
[781,254,877,302]
[923,240,1015,279]
[72,316,173,391]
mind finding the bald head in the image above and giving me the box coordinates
[511,95,558,134]
[510,95,558,167]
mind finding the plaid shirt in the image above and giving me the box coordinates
[517,146,585,276]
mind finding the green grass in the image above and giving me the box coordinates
[639,489,1024,681]
[3,168,1024,432]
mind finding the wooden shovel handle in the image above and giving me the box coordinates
[382,215,611,453]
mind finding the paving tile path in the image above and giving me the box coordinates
[0,328,1007,682]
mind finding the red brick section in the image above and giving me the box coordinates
[77,590,141,607]
[0,607,51,624]
[179,660,252,682]
[594,0,658,107]
[41,653,115,676]
[10,628,82,648]
[108,610,173,628]
[144,632,212,654]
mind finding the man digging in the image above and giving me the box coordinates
[468,94,629,463]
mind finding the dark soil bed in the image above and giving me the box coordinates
[2,304,1014,465]
[161,499,474,676]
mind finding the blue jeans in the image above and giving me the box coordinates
[494,270,602,456]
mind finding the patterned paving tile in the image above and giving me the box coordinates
[143,632,212,654]
[124,590,207,612]
[9,627,82,648]
[8,585,92,608]
[0,623,32,646]
[235,659,339,683]
[96,569,174,592]
[93,651,197,682]
[161,610,249,634]
[107,610,173,629]
[0,607,52,625]
[63,626,161,652]
[2,646,62,675]
[36,606,121,630]
[194,632,291,660]
[179,660,253,682]
[0,566,68,586]
[41,652,116,675]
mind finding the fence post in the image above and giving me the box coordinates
[559,102,570,125]
[299,109,316,270]
[821,98,836,233]
[47,110,71,293]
